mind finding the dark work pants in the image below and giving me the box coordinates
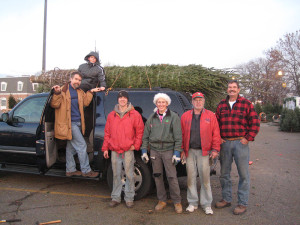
[150,149,181,204]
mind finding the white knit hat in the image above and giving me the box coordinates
[153,93,171,105]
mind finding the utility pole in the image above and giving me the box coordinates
[95,40,98,53]
[42,0,47,73]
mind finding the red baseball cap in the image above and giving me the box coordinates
[192,92,205,99]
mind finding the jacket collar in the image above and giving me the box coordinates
[88,62,100,67]
[190,108,205,115]
[153,108,171,118]
[114,103,133,114]
[114,103,134,118]
[62,82,70,93]
[225,94,241,103]
[62,82,83,93]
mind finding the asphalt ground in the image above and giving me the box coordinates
[0,123,299,225]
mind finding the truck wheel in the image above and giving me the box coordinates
[107,157,153,200]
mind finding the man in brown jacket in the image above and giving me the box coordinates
[50,71,101,178]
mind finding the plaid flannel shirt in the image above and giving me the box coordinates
[216,95,260,141]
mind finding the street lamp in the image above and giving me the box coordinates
[276,70,286,88]
[42,0,47,74]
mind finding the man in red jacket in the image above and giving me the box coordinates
[102,90,144,208]
[181,92,221,215]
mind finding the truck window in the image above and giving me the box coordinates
[103,91,187,120]
[103,92,155,119]
[13,97,47,123]
[130,92,186,118]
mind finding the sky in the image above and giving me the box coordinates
[0,0,299,76]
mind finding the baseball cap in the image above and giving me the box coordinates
[192,92,205,99]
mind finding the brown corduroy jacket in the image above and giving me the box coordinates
[50,82,93,140]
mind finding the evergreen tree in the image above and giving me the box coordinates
[8,94,17,109]
[294,107,300,131]
[254,103,262,114]
[32,64,232,112]
[280,109,299,132]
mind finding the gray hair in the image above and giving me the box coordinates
[153,93,171,105]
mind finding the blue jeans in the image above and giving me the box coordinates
[111,151,135,203]
[220,140,250,206]
[66,122,91,174]
[186,149,212,209]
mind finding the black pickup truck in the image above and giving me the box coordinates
[0,88,192,200]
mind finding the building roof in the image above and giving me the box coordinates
[0,76,38,94]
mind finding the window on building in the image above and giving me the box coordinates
[1,82,7,91]
[1,98,7,110]
[17,81,23,91]
[32,83,38,91]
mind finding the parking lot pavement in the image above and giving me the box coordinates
[0,123,300,225]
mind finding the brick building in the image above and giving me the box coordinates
[0,76,39,111]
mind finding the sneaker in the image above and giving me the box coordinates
[233,205,247,215]
[126,201,134,208]
[109,200,120,208]
[82,170,99,178]
[204,207,213,215]
[215,199,231,208]
[66,170,82,177]
[174,203,183,214]
[155,201,167,211]
[186,204,198,212]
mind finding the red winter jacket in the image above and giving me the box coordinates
[102,105,144,154]
[181,109,221,157]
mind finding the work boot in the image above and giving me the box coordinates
[66,170,82,177]
[126,201,134,208]
[174,203,183,214]
[215,200,231,208]
[233,205,247,215]
[82,170,99,178]
[155,201,167,211]
[109,200,120,208]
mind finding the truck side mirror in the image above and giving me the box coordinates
[1,113,9,122]
[12,116,25,123]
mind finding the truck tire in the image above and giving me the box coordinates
[107,157,153,200]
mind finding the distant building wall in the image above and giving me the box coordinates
[0,76,39,111]
[283,96,300,110]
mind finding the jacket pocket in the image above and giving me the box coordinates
[220,110,229,122]
[56,123,68,137]
[237,111,245,119]
[236,111,246,125]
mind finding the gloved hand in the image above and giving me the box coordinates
[172,150,181,166]
[181,151,186,165]
[141,149,149,163]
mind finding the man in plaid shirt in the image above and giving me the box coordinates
[215,80,260,215]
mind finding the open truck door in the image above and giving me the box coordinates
[36,89,57,172]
